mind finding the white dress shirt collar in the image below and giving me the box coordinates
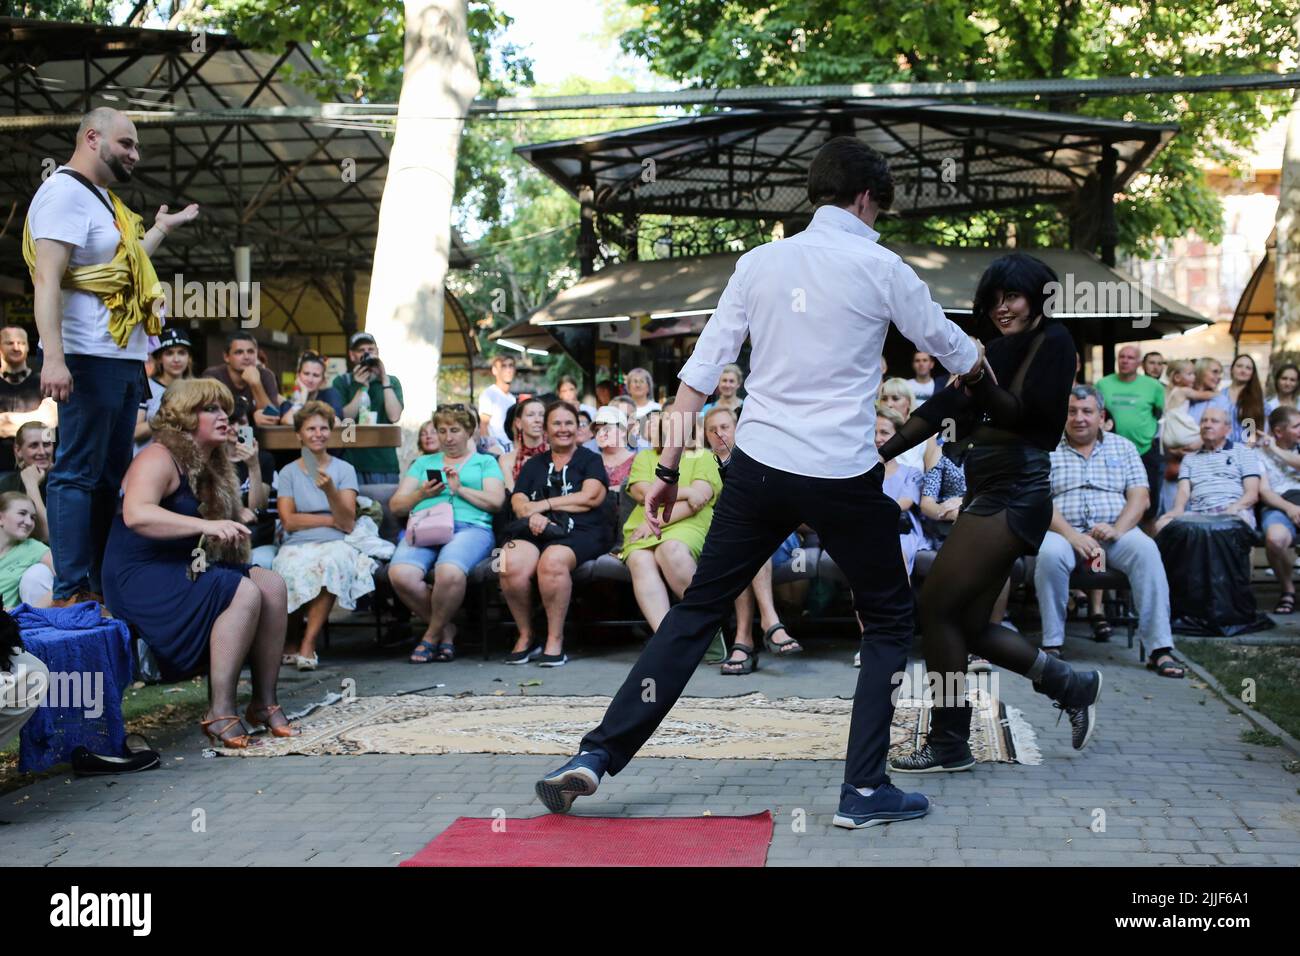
[810,203,881,243]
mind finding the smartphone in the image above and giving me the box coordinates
[425,468,444,485]
[237,425,254,445]
[301,447,320,474]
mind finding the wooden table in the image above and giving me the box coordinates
[257,424,402,451]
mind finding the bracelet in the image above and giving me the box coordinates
[654,463,680,484]
[382,384,394,390]
[151,223,170,237]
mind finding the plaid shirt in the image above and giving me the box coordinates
[1048,431,1147,532]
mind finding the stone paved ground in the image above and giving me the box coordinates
[3,618,1299,867]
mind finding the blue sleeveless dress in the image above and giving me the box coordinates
[102,459,251,681]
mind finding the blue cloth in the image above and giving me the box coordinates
[47,354,144,599]
[390,522,495,576]
[102,461,249,680]
[11,602,133,773]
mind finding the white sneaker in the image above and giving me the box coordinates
[295,654,319,671]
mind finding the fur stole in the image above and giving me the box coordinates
[151,427,251,567]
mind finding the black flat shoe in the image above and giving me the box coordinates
[505,644,542,664]
[71,739,161,776]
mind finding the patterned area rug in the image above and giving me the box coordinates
[228,691,1040,765]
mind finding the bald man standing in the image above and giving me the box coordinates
[25,107,199,607]
[1097,344,1165,524]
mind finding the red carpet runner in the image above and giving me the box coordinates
[401,812,773,867]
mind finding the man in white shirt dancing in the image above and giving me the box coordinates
[536,137,985,828]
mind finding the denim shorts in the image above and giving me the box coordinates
[1261,507,1297,538]
[390,521,495,575]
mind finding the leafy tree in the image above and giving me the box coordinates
[619,0,1296,256]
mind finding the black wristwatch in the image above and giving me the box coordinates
[654,463,680,484]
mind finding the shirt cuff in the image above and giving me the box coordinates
[678,356,723,397]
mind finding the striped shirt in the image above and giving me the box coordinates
[1259,446,1300,497]
[1178,441,1260,518]
[1049,431,1147,532]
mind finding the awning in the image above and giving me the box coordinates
[488,318,566,355]
[525,245,1213,343]
[1231,227,1274,344]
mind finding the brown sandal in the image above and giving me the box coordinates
[244,703,300,738]
[200,715,251,749]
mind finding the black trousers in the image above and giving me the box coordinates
[1140,441,1164,522]
[580,447,915,789]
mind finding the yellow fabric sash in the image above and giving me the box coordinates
[22,186,164,349]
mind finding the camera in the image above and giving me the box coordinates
[358,355,381,370]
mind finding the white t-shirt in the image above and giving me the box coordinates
[26,167,148,360]
[633,400,662,420]
[907,377,936,401]
[477,383,515,450]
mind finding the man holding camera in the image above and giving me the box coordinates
[331,331,404,483]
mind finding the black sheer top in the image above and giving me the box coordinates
[880,320,1077,460]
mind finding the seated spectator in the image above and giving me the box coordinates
[416,418,441,457]
[1256,405,1300,614]
[1034,385,1180,675]
[389,404,504,663]
[1,611,48,749]
[907,350,947,403]
[1266,363,1299,417]
[920,453,966,548]
[700,363,744,417]
[101,379,296,748]
[224,406,273,568]
[279,351,345,426]
[271,401,377,671]
[620,404,722,638]
[500,401,611,667]
[877,377,940,473]
[875,407,926,575]
[0,421,53,542]
[703,406,802,675]
[1184,357,1232,427]
[202,331,283,428]
[611,394,650,450]
[1156,406,1260,532]
[498,397,548,493]
[1223,354,1265,446]
[558,375,597,419]
[625,367,661,421]
[134,326,191,455]
[588,405,636,489]
[576,409,594,446]
[0,324,57,475]
[0,492,53,608]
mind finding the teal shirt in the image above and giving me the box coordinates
[331,373,404,475]
[1096,373,1164,455]
[405,452,504,528]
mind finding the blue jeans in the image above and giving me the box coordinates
[47,354,144,599]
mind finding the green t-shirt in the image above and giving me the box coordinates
[404,452,504,528]
[0,537,48,610]
[1097,373,1164,454]
[331,372,405,475]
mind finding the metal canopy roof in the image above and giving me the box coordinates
[515,100,1177,222]
[0,16,416,280]
[524,245,1213,344]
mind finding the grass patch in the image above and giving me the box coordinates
[1181,642,1300,742]
[1241,729,1283,747]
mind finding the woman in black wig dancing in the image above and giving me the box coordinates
[880,253,1103,772]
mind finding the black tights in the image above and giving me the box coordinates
[918,509,1041,708]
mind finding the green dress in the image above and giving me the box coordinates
[620,448,723,561]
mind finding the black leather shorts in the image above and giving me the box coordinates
[961,442,1053,551]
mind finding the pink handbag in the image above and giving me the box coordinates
[406,502,454,547]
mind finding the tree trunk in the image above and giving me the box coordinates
[363,0,480,459]
[1271,71,1300,371]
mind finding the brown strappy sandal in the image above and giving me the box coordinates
[200,715,251,749]
[244,703,301,738]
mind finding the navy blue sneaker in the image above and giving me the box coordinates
[832,782,929,829]
[535,750,609,814]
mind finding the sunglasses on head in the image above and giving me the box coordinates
[436,403,470,413]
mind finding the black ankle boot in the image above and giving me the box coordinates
[890,705,976,774]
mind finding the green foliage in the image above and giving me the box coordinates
[620,0,1297,256]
